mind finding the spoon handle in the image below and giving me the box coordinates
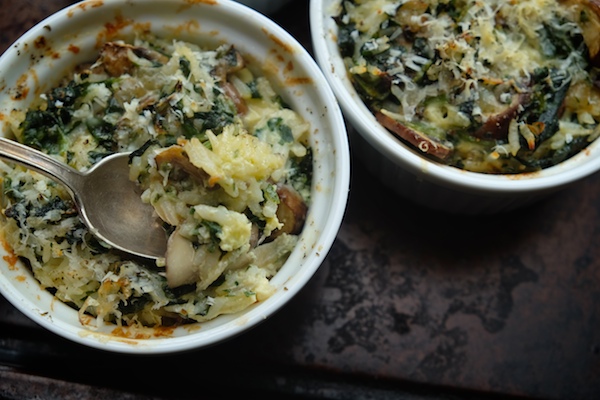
[0,137,83,195]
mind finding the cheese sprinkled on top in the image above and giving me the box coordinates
[337,0,600,173]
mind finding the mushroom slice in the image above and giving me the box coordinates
[215,46,246,79]
[222,81,248,114]
[252,233,299,277]
[249,222,260,248]
[165,228,198,288]
[215,47,248,114]
[395,0,429,33]
[155,145,209,183]
[272,184,307,239]
[375,111,453,160]
[95,42,169,77]
[131,45,169,65]
[473,93,531,140]
[165,228,222,288]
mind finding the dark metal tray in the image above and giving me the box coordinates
[1,1,598,399]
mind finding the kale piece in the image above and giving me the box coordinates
[179,56,191,78]
[47,81,82,110]
[193,106,235,135]
[522,67,571,142]
[516,68,576,168]
[247,80,262,99]
[106,97,124,114]
[20,110,65,153]
[19,81,84,153]
[288,147,313,196]
[202,220,222,251]
[33,196,76,218]
[539,20,585,59]
[266,117,294,144]
[335,19,356,58]
[119,294,151,315]
[181,117,209,143]
[86,117,117,150]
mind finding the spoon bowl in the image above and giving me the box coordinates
[0,137,168,260]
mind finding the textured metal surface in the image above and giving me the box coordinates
[1,1,599,399]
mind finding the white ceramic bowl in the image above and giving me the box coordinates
[310,0,600,214]
[0,0,350,354]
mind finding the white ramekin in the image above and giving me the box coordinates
[0,0,350,354]
[310,0,600,214]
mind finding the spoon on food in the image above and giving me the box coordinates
[0,137,168,260]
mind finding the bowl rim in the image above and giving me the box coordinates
[0,0,350,354]
[309,0,600,196]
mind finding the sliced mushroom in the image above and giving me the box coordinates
[130,45,169,65]
[249,223,260,248]
[164,228,222,288]
[222,81,248,114]
[473,93,530,140]
[395,0,429,33]
[252,234,299,277]
[154,145,209,183]
[94,42,169,77]
[375,111,453,160]
[214,47,248,114]
[164,228,198,288]
[215,46,246,79]
[272,184,307,239]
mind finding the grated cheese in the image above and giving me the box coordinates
[337,0,600,173]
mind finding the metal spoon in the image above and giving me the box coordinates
[0,137,168,260]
